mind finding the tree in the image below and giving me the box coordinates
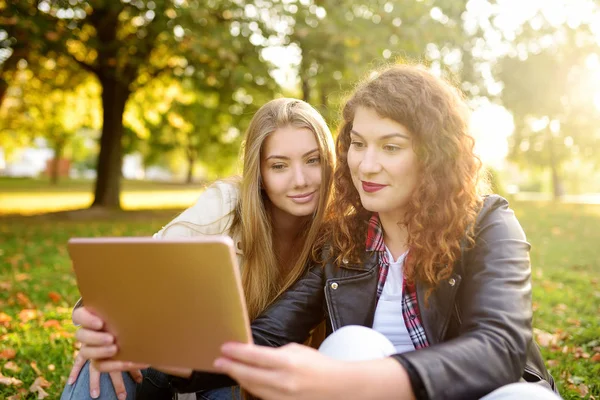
[497,29,600,198]
[3,0,277,208]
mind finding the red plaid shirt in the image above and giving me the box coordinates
[366,213,430,349]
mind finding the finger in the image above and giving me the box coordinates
[128,369,144,384]
[73,307,104,330]
[67,353,87,385]
[92,360,149,374]
[89,363,101,399]
[220,343,292,369]
[75,328,115,347]
[110,371,128,400]
[214,357,282,390]
[79,344,118,360]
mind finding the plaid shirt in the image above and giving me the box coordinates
[366,213,430,350]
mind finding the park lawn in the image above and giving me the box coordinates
[0,201,599,399]
[0,177,207,215]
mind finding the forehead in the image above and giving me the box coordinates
[351,107,411,138]
[262,126,319,156]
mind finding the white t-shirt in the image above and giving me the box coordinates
[371,247,415,354]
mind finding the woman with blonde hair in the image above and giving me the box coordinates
[61,97,335,400]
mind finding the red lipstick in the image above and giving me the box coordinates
[361,181,386,193]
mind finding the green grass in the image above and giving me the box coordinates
[0,200,598,398]
[0,177,208,215]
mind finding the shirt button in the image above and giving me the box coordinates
[331,282,339,290]
[409,315,417,321]
[448,278,456,286]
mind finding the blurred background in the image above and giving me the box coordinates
[0,1,599,399]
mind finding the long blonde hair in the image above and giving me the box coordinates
[233,98,335,320]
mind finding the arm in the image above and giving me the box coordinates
[170,263,326,392]
[393,196,533,399]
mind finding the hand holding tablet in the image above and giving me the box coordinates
[68,236,251,372]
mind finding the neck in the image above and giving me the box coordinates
[379,210,409,260]
[269,206,307,242]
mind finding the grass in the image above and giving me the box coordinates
[0,177,207,215]
[0,188,598,398]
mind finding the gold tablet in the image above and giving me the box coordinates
[68,236,251,372]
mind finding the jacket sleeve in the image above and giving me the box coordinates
[170,264,326,393]
[393,196,533,399]
[153,180,239,239]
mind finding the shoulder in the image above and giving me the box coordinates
[153,179,241,238]
[474,195,525,240]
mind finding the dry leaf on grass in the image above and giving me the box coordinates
[577,383,590,397]
[42,319,61,329]
[0,312,12,327]
[18,309,38,323]
[30,361,42,376]
[29,376,51,399]
[7,388,29,400]
[533,328,560,348]
[591,353,600,362]
[0,371,23,386]
[0,348,16,360]
[3,361,21,372]
[48,291,62,303]
[15,292,33,308]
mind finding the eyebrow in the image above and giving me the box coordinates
[265,148,319,161]
[350,129,411,141]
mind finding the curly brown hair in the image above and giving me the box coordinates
[327,64,486,289]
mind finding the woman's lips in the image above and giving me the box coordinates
[361,181,387,193]
[288,191,316,204]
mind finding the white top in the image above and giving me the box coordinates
[371,247,415,354]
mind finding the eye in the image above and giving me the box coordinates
[271,163,286,170]
[383,144,401,152]
[307,156,321,165]
[350,140,364,149]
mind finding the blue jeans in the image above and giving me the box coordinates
[60,361,240,400]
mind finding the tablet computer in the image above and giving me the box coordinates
[67,236,251,372]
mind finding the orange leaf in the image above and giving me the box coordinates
[48,292,62,303]
[42,320,61,329]
[18,309,38,323]
[0,349,16,360]
[591,353,600,362]
[0,281,11,291]
[15,292,33,308]
[0,312,12,327]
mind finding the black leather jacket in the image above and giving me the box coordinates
[174,195,557,399]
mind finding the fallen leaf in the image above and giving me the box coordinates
[29,376,51,399]
[578,383,589,397]
[47,364,55,371]
[0,281,11,291]
[554,303,568,312]
[0,312,12,327]
[0,371,23,386]
[573,347,590,359]
[591,353,600,362]
[15,292,33,308]
[547,359,560,367]
[3,361,20,372]
[42,320,61,329]
[30,361,42,376]
[0,349,16,360]
[48,292,62,303]
[15,273,30,282]
[18,309,38,323]
[534,328,560,348]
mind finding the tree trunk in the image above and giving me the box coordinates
[186,150,196,184]
[0,78,8,109]
[547,131,565,200]
[92,76,130,209]
[51,140,65,185]
[301,75,310,103]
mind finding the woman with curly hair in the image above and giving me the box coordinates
[82,65,561,400]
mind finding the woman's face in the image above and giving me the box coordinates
[260,125,322,218]
[347,106,419,220]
